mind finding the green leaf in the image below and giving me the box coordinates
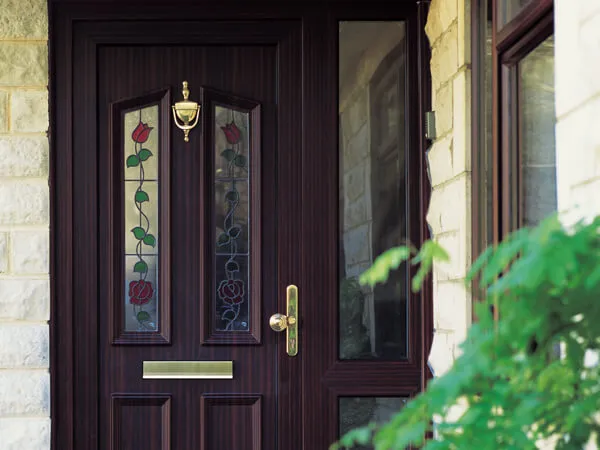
[217,233,230,246]
[234,154,247,167]
[359,246,412,287]
[135,190,150,203]
[225,190,240,202]
[137,311,151,322]
[126,155,140,167]
[138,148,153,161]
[131,227,146,239]
[133,261,148,273]
[221,149,236,161]
[143,234,156,247]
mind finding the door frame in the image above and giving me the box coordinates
[49,1,432,449]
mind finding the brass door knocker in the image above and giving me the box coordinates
[172,81,200,142]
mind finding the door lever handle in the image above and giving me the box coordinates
[269,285,298,356]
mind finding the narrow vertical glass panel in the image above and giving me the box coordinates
[339,21,408,360]
[339,397,407,450]
[497,0,532,28]
[215,106,250,331]
[518,35,557,226]
[124,105,159,331]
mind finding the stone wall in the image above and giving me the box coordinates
[554,1,600,222]
[424,0,472,377]
[0,1,51,449]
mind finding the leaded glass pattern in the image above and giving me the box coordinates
[215,105,250,331]
[124,105,159,332]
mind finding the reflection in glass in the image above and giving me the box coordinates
[518,35,557,226]
[339,21,408,360]
[339,397,407,450]
[497,0,532,28]
[214,106,250,331]
[124,105,159,331]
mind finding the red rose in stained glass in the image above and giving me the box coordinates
[132,121,153,143]
[221,121,242,144]
[129,280,154,305]
[218,279,245,304]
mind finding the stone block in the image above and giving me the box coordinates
[0,180,49,225]
[343,123,369,172]
[341,90,368,139]
[0,44,47,87]
[10,91,49,133]
[0,418,50,450]
[10,230,49,274]
[0,0,48,39]
[0,233,7,273]
[457,0,470,66]
[0,137,49,177]
[426,174,470,237]
[432,229,471,281]
[343,195,368,230]
[430,22,459,92]
[343,224,371,266]
[0,279,50,321]
[452,69,471,174]
[425,0,458,46]
[0,371,49,416]
[434,280,471,337]
[434,82,453,138]
[344,163,366,203]
[0,91,7,133]
[428,330,456,377]
[427,135,454,188]
[0,324,48,369]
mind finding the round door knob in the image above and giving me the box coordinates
[269,313,296,332]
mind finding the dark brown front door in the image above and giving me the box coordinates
[51,2,431,449]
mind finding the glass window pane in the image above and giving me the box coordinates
[497,0,532,28]
[339,397,407,450]
[124,105,159,331]
[339,21,408,360]
[518,35,556,226]
[214,106,250,331]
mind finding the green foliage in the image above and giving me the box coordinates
[333,215,600,449]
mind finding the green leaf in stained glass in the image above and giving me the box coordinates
[126,155,140,167]
[143,234,156,247]
[137,311,151,321]
[138,148,153,161]
[135,190,150,203]
[228,225,242,238]
[131,227,146,239]
[221,149,236,161]
[217,233,230,246]
[234,154,247,168]
[133,261,148,273]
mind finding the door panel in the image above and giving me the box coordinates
[52,3,430,450]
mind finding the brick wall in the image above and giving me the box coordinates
[555,1,600,221]
[424,0,472,377]
[0,0,51,448]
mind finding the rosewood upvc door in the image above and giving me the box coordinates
[51,2,431,449]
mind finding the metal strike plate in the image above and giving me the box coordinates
[143,361,233,379]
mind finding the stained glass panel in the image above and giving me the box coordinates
[123,105,159,332]
[214,105,250,332]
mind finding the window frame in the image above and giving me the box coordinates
[471,0,554,313]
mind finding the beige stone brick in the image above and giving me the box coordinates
[10,230,49,274]
[457,0,470,67]
[0,279,49,321]
[0,370,49,416]
[427,135,454,188]
[428,330,456,377]
[0,233,7,273]
[434,82,453,137]
[452,69,471,174]
[425,0,458,46]
[0,136,49,177]
[0,91,7,133]
[0,418,50,450]
[10,91,48,133]
[434,280,471,339]
[0,43,47,87]
[0,181,49,225]
[0,324,48,369]
[0,0,48,40]
[430,23,459,92]
[433,229,471,281]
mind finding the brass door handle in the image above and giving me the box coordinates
[269,285,298,356]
